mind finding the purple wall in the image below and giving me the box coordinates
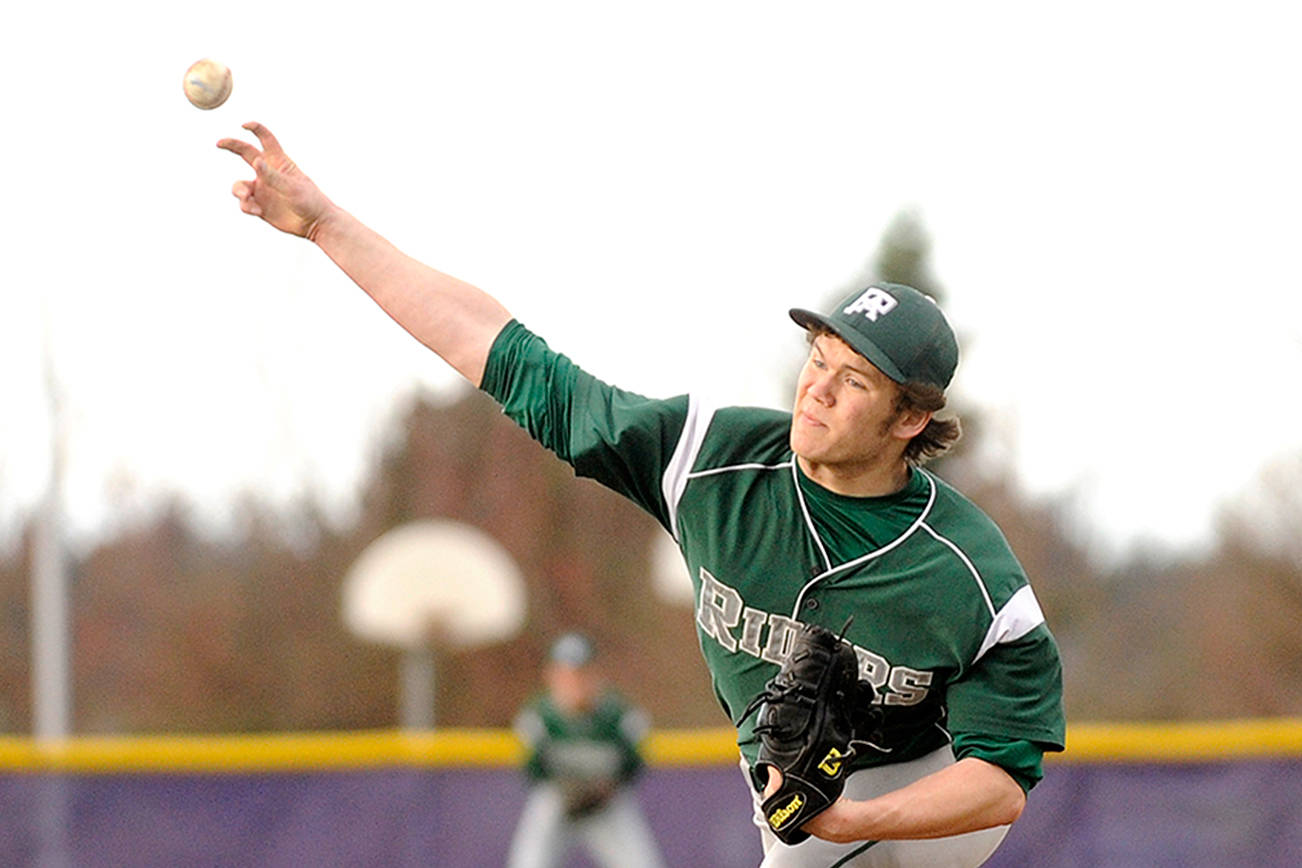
[0,768,762,867]
[3,760,1300,866]
[990,759,1302,868]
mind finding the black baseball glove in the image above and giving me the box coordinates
[558,778,615,819]
[741,620,882,845]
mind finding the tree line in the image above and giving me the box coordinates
[2,215,1297,734]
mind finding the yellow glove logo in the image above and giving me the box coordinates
[818,747,847,777]
[768,793,805,830]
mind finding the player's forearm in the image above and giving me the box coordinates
[309,206,513,386]
[819,757,1025,843]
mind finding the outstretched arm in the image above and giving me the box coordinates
[765,757,1025,843]
[217,122,512,386]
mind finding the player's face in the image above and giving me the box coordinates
[790,334,927,488]
[546,663,601,713]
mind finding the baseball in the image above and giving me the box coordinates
[182,58,232,110]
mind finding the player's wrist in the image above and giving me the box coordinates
[304,200,346,244]
[806,797,873,844]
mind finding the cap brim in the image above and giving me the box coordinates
[789,308,829,333]
[788,307,907,384]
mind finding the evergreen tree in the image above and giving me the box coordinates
[851,209,945,303]
[833,210,977,478]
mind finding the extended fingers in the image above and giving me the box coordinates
[217,121,285,163]
[217,137,261,166]
[243,122,286,157]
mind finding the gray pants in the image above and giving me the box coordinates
[746,747,1010,868]
[507,783,667,868]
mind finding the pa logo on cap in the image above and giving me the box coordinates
[843,287,898,322]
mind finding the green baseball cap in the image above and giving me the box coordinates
[789,283,959,390]
[549,632,595,667]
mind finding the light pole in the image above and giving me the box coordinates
[32,314,71,867]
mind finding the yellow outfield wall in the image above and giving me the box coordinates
[1,718,1300,774]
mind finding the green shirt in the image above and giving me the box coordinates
[483,321,1065,791]
[515,690,647,785]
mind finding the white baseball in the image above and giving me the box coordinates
[182,58,233,110]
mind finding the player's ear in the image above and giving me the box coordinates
[891,407,932,440]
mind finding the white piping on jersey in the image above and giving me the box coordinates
[788,460,832,574]
[686,461,793,480]
[973,584,1045,664]
[661,412,1047,662]
[910,476,1046,662]
[661,394,717,541]
[789,470,939,616]
[918,521,997,619]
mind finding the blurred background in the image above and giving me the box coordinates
[7,205,1301,734]
[3,1,1301,865]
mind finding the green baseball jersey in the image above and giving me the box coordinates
[515,690,647,785]
[483,321,1065,787]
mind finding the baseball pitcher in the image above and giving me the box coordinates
[219,123,1066,867]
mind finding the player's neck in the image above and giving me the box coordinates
[796,454,912,498]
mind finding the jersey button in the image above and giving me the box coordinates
[804,598,820,611]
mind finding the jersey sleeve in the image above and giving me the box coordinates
[513,704,549,781]
[480,320,690,531]
[606,695,649,782]
[951,733,1045,794]
[945,622,1066,772]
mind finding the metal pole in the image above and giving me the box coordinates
[31,455,70,742]
[32,311,72,868]
[399,646,436,730]
[33,304,72,740]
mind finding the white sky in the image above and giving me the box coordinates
[4,2,1300,562]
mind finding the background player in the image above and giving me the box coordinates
[218,122,1065,867]
[507,632,665,868]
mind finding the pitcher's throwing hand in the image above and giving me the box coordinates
[218,122,335,240]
